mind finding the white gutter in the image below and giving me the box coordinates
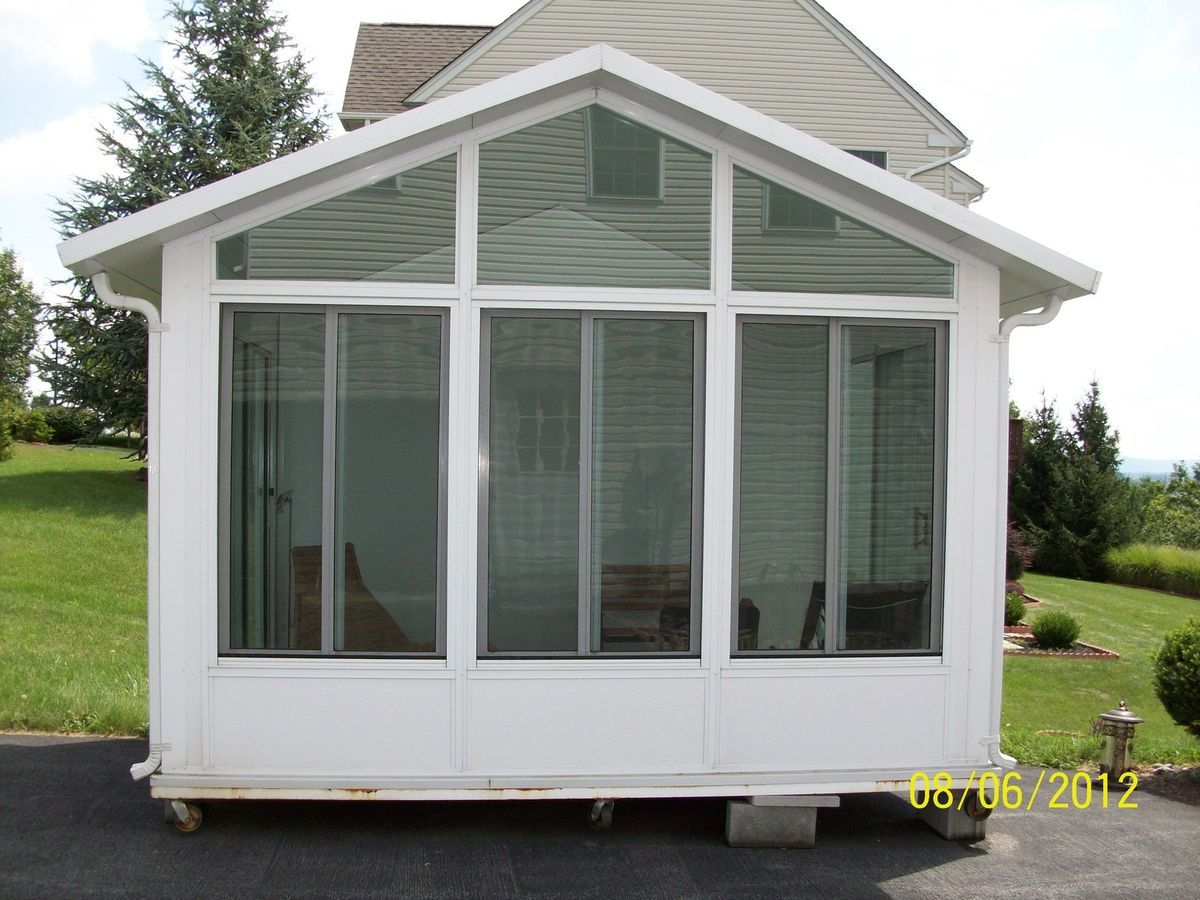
[906,141,973,180]
[984,291,1066,770]
[92,273,170,781]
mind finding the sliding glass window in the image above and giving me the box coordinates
[733,317,945,656]
[221,306,447,656]
[482,312,704,656]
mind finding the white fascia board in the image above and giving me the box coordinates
[59,43,1099,304]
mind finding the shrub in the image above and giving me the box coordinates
[9,407,52,442]
[1004,591,1026,626]
[1152,620,1200,739]
[1006,525,1033,581]
[1031,609,1081,649]
[41,406,101,444]
[1106,543,1200,599]
[0,404,13,462]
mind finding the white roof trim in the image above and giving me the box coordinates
[406,0,969,146]
[408,0,551,103]
[58,44,1099,304]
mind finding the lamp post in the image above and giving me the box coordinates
[1096,701,1143,777]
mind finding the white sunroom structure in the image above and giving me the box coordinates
[59,46,1099,830]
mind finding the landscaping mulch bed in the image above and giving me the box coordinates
[1137,764,1200,807]
[1002,630,1120,659]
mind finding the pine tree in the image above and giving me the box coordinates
[41,0,327,442]
[0,240,40,404]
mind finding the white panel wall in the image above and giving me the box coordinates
[467,673,707,771]
[717,670,947,769]
[209,675,454,771]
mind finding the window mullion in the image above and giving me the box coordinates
[824,319,841,655]
[320,307,338,655]
[578,313,594,656]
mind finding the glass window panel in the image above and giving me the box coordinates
[216,154,457,282]
[486,316,582,652]
[838,325,938,651]
[477,105,711,288]
[732,167,954,297]
[590,319,697,653]
[334,314,442,653]
[228,311,326,651]
[845,149,888,169]
[735,322,828,653]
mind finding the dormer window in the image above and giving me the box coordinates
[586,106,665,200]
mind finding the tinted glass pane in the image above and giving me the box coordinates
[478,105,711,288]
[838,325,938,651]
[228,311,325,651]
[335,314,442,653]
[216,154,456,282]
[487,317,582,652]
[590,319,696,653]
[736,322,828,653]
[732,167,954,297]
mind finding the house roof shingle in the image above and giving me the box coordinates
[341,23,493,117]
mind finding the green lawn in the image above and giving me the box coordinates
[0,443,147,735]
[1002,572,1200,767]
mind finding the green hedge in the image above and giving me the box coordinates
[1107,544,1200,599]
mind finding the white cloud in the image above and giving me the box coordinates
[0,106,116,194]
[0,0,155,83]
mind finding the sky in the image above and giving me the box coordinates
[0,0,1197,461]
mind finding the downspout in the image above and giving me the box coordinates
[92,273,170,781]
[983,291,1065,769]
[906,141,973,180]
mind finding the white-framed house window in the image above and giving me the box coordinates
[844,148,888,169]
[585,105,666,201]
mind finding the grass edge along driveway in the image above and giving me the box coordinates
[0,443,147,735]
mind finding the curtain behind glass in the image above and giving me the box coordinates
[486,316,582,652]
[335,314,442,653]
[228,311,325,651]
[590,319,696,652]
[838,325,937,651]
[736,322,828,653]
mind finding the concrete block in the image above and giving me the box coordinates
[725,799,818,848]
[916,791,988,842]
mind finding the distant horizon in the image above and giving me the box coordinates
[1121,457,1199,476]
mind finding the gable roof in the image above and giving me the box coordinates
[341,23,492,118]
[404,0,968,145]
[59,45,1097,312]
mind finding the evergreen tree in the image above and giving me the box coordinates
[41,0,327,441]
[1013,381,1133,579]
[0,240,40,404]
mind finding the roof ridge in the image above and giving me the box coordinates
[362,22,495,30]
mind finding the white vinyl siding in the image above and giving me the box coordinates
[429,0,973,203]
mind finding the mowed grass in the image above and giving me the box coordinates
[0,443,147,735]
[1002,572,1200,767]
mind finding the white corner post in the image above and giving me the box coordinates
[91,272,171,780]
[983,292,1065,768]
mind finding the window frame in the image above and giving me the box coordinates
[843,149,889,170]
[478,308,706,659]
[217,302,451,658]
[730,314,947,658]
[761,182,841,234]
[584,106,667,202]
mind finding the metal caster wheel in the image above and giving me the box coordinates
[965,791,993,822]
[170,800,203,833]
[588,799,614,831]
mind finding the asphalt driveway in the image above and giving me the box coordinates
[2,734,1197,898]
